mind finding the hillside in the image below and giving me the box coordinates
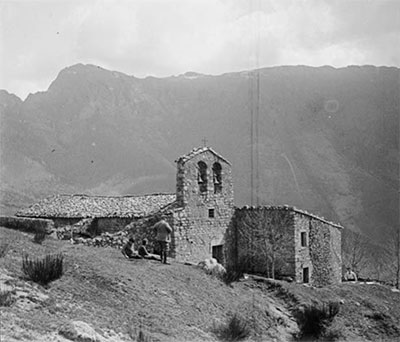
[1,227,400,342]
[0,65,399,242]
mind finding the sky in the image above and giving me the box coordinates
[0,0,399,100]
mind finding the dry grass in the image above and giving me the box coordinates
[1,227,400,342]
[0,242,9,258]
[0,289,15,307]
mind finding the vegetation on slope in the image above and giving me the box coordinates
[1,226,400,342]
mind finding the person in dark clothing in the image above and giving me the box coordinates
[153,219,172,264]
[138,238,159,260]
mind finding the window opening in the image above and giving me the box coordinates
[208,208,215,218]
[212,162,222,193]
[212,245,224,264]
[301,232,307,247]
[303,267,309,283]
[197,161,208,193]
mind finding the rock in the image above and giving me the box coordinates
[59,321,105,342]
[197,258,226,279]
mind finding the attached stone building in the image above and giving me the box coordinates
[17,146,342,285]
[225,206,342,286]
[16,193,176,235]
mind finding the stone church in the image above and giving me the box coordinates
[17,146,342,286]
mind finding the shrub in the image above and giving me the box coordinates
[215,313,251,341]
[0,290,15,307]
[127,325,153,342]
[0,242,9,258]
[22,253,64,285]
[223,263,246,285]
[295,302,340,340]
[33,230,46,244]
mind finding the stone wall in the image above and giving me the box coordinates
[96,218,133,234]
[0,216,55,234]
[226,207,296,279]
[52,218,81,228]
[293,214,313,283]
[174,150,234,263]
[225,207,342,286]
[125,212,175,257]
[305,217,342,286]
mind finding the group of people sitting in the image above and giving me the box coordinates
[121,219,172,264]
[122,237,159,260]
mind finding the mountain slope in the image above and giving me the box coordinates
[1,227,400,342]
[0,64,398,240]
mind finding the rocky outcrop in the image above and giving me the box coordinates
[59,321,105,342]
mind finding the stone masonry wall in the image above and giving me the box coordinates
[308,218,342,286]
[226,207,296,279]
[126,212,175,257]
[96,218,133,234]
[293,214,313,283]
[174,150,234,263]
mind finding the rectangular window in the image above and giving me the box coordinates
[303,267,309,283]
[208,208,215,218]
[301,232,307,247]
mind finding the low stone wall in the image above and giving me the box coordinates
[0,216,55,234]
[74,231,129,248]
[56,218,95,240]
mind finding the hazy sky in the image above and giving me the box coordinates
[1,0,399,99]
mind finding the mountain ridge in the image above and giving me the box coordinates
[0,64,398,242]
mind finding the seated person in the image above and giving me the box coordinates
[344,267,358,282]
[138,239,160,260]
[122,237,141,259]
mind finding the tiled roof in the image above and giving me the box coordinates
[236,205,343,229]
[16,193,176,219]
[175,147,231,165]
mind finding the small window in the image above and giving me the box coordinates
[301,232,307,247]
[208,208,215,218]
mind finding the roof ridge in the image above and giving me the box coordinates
[235,205,343,229]
[175,146,231,165]
[55,193,175,199]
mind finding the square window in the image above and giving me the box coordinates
[301,232,307,247]
[208,209,215,218]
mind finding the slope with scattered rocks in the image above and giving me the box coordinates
[1,226,399,342]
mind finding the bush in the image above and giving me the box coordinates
[33,230,46,244]
[0,242,9,258]
[295,302,340,340]
[22,253,64,285]
[0,290,15,307]
[127,325,153,342]
[215,313,251,341]
[223,263,246,285]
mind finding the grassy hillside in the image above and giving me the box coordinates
[1,227,400,342]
